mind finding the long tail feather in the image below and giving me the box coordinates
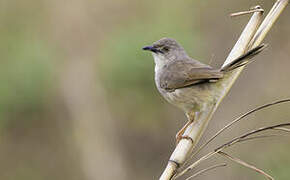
[221,44,267,72]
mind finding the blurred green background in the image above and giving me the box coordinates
[0,0,289,179]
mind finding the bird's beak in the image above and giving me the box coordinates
[142,46,160,53]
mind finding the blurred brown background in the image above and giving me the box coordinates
[0,0,289,180]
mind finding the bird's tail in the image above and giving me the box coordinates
[221,44,267,72]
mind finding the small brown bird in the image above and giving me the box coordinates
[143,38,265,143]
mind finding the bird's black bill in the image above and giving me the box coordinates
[142,46,153,51]
[142,46,162,54]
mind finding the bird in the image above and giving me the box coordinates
[142,37,266,144]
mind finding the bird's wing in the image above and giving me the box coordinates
[159,60,223,91]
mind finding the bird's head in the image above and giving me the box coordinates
[143,38,188,66]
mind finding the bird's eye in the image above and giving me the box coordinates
[162,46,169,52]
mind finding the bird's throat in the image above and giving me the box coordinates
[153,53,167,73]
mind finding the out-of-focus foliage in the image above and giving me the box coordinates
[0,0,289,180]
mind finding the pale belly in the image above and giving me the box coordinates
[155,80,214,114]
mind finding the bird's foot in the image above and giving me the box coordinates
[175,111,195,145]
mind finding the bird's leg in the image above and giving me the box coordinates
[176,112,195,145]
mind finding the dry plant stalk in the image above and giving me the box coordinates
[230,6,264,17]
[159,1,289,179]
[184,163,227,180]
[175,123,290,179]
[175,99,290,179]
[218,151,274,180]
[192,98,290,157]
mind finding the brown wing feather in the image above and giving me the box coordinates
[159,60,223,90]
